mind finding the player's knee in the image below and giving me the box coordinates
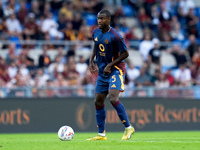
[109,95,118,105]
[94,99,104,107]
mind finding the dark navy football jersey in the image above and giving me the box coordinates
[92,27,127,77]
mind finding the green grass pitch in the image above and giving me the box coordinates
[0,131,200,150]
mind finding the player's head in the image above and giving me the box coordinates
[97,10,111,29]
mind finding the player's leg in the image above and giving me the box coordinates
[109,71,135,140]
[95,93,107,135]
[86,93,108,141]
[109,89,131,127]
[109,89,135,140]
[87,75,108,141]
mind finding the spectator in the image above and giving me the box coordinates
[165,69,174,86]
[139,32,154,61]
[0,58,10,84]
[138,7,151,28]
[27,59,37,78]
[66,45,76,59]
[187,34,199,60]
[42,12,63,40]
[150,67,161,84]
[191,65,200,85]
[35,68,50,87]
[6,70,25,87]
[167,44,187,68]
[38,45,51,68]
[64,22,76,41]
[62,64,69,80]
[59,1,73,21]
[82,67,97,97]
[155,73,170,88]
[3,3,14,18]
[42,2,51,18]
[82,67,97,86]
[45,79,56,97]
[75,55,88,77]
[30,0,41,20]
[158,2,172,39]
[66,57,81,86]
[149,5,160,33]
[57,13,67,33]
[0,17,9,43]
[36,15,45,40]
[48,55,64,79]
[126,62,140,88]
[77,0,104,15]
[17,49,33,66]
[77,25,90,41]
[6,13,22,39]
[56,47,67,64]
[186,8,199,37]
[23,13,38,40]
[143,0,155,15]
[17,0,27,24]
[50,0,63,14]
[72,12,84,32]
[148,38,162,75]
[191,47,200,68]
[18,63,29,77]
[135,66,152,87]
[174,63,191,86]
[178,0,195,18]
[0,2,4,19]
[5,43,17,65]
[124,27,138,44]
[170,21,185,41]
[54,73,68,87]
[7,61,17,79]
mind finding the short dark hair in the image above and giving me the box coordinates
[99,10,111,18]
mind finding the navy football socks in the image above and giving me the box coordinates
[95,104,106,133]
[112,101,130,127]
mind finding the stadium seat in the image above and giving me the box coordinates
[85,14,96,26]
[161,51,177,67]
[75,48,91,62]
[0,50,8,59]
[123,5,135,17]
[120,17,138,28]
[127,49,143,67]
[28,50,64,65]
[194,7,200,17]
[28,50,43,65]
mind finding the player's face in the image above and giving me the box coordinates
[97,13,110,29]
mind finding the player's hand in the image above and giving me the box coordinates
[89,62,98,74]
[104,65,111,75]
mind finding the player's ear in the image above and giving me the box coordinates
[108,17,111,23]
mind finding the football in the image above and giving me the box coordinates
[58,126,74,141]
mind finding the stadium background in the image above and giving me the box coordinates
[0,0,200,133]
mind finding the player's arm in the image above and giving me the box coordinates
[89,44,97,74]
[104,50,129,75]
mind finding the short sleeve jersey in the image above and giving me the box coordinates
[92,27,127,77]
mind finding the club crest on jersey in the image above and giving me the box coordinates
[105,39,109,44]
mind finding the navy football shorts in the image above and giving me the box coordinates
[95,68,125,94]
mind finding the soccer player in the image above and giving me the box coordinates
[87,10,135,141]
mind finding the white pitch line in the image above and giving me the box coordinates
[131,140,200,143]
[134,138,200,140]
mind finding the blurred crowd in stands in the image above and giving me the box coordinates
[0,0,200,97]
